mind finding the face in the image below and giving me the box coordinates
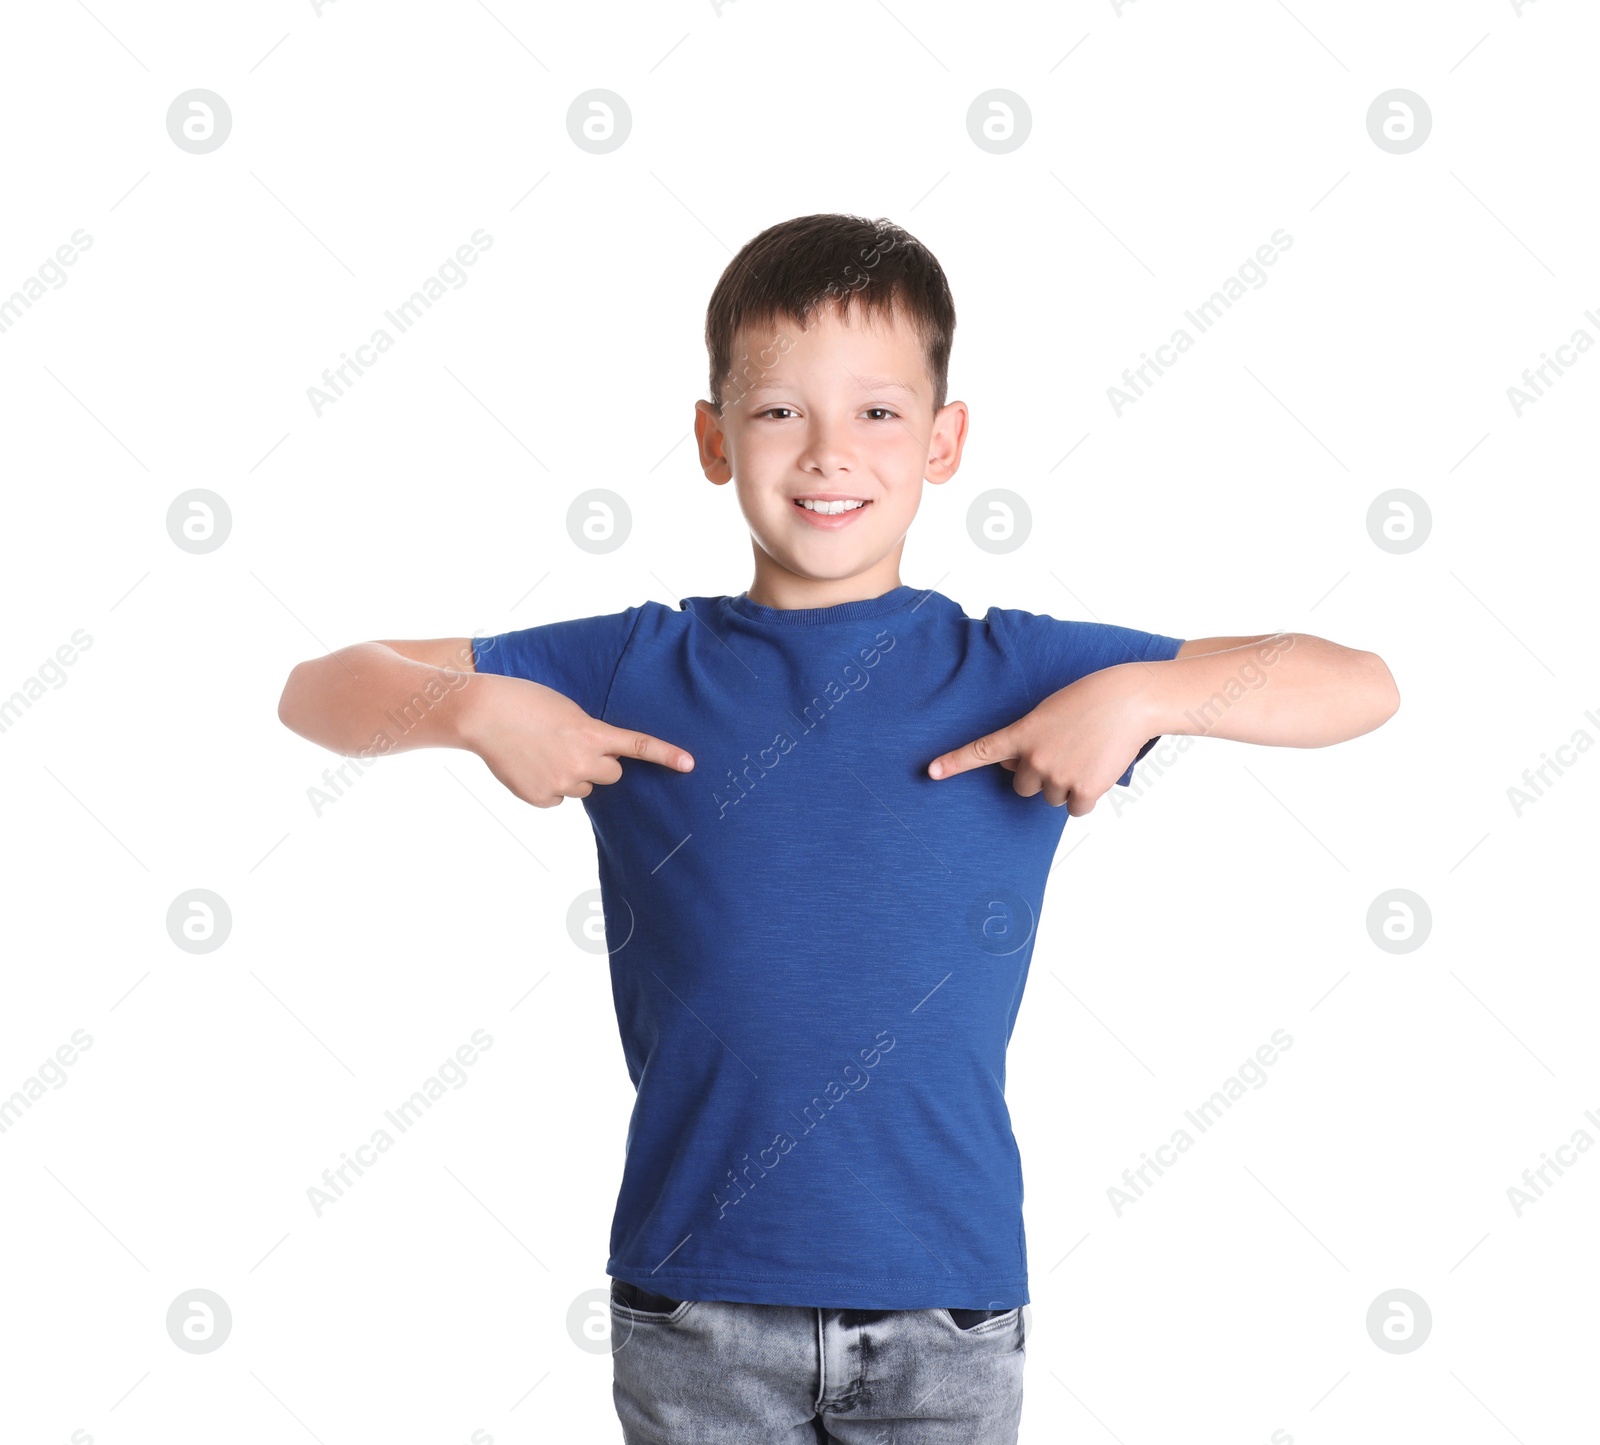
[695,298,967,605]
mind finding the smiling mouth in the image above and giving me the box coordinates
[794,498,871,515]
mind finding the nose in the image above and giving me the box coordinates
[796,416,854,477]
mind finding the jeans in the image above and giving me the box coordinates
[610,1279,1026,1443]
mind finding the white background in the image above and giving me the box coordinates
[2,1,1595,1441]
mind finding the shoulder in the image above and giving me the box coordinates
[978,604,1184,695]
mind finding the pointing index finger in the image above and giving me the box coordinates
[928,727,1019,780]
[600,725,695,772]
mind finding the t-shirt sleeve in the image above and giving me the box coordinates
[470,606,644,720]
[989,608,1185,788]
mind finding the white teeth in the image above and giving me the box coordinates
[798,499,867,514]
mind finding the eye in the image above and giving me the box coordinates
[756,407,796,420]
[864,407,898,421]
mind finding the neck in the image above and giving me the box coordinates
[744,552,905,611]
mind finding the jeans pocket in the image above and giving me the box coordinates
[610,1277,691,1321]
[940,1306,1021,1334]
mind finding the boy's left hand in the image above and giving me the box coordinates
[926,665,1150,816]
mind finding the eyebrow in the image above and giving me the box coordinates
[741,375,918,396]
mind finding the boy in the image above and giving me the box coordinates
[278,213,1398,1443]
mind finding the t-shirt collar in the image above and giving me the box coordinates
[721,584,925,627]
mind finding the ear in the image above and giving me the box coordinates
[925,399,969,485]
[694,399,733,484]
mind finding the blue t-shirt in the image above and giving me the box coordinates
[473,585,1183,1310]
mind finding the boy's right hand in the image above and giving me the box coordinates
[460,674,694,808]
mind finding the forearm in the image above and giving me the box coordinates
[277,642,482,757]
[1134,633,1399,747]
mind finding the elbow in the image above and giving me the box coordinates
[1366,651,1400,727]
[277,660,311,734]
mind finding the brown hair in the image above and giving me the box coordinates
[704,213,956,416]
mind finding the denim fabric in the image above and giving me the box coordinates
[610,1280,1025,1443]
